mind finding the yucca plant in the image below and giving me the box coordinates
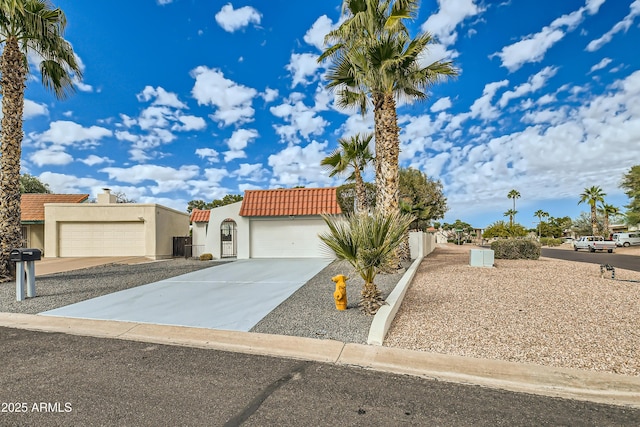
[319,210,414,315]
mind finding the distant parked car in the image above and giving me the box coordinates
[612,232,640,247]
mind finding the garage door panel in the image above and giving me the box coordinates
[59,222,145,257]
[250,219,332,258]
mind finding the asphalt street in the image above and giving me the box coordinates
[541,248,640,272]
[1,327,638,426]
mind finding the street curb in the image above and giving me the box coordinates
[338,344,640,409]
[1,312,638,409]
[367,256,423,345]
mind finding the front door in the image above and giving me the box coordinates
[220,219,237,258]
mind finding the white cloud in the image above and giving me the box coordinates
[498,66,558,108]
[224,128,259,162]
[493,27,565,72]
[586,0,640,51]
[80,155,113,166]
[24,99,49,119]
[439,69,640,224]
[190,66,257,127]
[195,148,220,163]
[268,140,332,187]
[215,3,262,33]
[137,86,187,109]
[468,80,509,120]
[304,15,335,50]
[421,0,483,46]
[493,0,605,71]
[172,115,207,131]
[226,128,258,151]
[585,0,607,14]
[261,87,279,103]
[30,146,74,167]
[38,172,103,194]
[35,120,112,146]
[589,57,613,73]
[233,163,266,182]
[286,53,321,87]
[100,164,200,185]
[270,94,328,143]
[430,97,452,112]
[138,106,173,131]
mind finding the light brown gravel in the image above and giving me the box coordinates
[384,244,640,376]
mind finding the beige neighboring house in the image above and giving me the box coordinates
[43,189,189,259]
[21,193,90,254]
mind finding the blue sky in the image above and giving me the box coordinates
[15,0,640,228]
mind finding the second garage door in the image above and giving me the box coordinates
[58,222,146,257]
[250,218,332,258]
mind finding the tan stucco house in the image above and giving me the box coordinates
[38,189,189,259]
[21,193,90,253]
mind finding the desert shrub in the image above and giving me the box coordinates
[490,239,540,260]
[199,253,214,261]
[539,237,562,247]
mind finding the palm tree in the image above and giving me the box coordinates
[598,203,619,239]
[319,0,457,219]
[503,209,517,228]
[0,0,82,279]
[321,133,374,213]
[578,186,606,236]
[507,189,520,226]
[534,209,549,238]
[319,210,414,315]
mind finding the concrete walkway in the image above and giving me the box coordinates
[40,258,332,331]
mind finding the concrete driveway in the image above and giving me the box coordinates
[40,258,332,331]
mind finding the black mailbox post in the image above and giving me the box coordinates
[11,248,41,301]
[10,248,42,262]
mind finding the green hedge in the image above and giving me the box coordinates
[490,239,541,260]
[539,237,562,247]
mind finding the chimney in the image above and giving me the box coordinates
[97,188,117,204]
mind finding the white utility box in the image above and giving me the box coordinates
[470,249,494,267]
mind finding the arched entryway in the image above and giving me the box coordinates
[220,219,237,258]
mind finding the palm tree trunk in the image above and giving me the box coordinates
[0,37,27,279]
[373,93,399,217]
[354,170,367,213]
[591,205,599,236]
[374,93,410,261]
[360,281,383,315]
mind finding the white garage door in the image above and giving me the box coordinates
[59,222,146,257]
[250,218,332,258]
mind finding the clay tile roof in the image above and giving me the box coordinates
[21,193,89,222]
[190,209,211,223]
[239,187,342,217]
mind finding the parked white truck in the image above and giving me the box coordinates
[573,236,616,253]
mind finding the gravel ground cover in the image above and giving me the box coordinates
[385,244,640,377]
[250,260,407,344]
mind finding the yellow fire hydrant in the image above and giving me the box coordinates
[332,274,348,310]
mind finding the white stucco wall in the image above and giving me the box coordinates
[204,202,250,259]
